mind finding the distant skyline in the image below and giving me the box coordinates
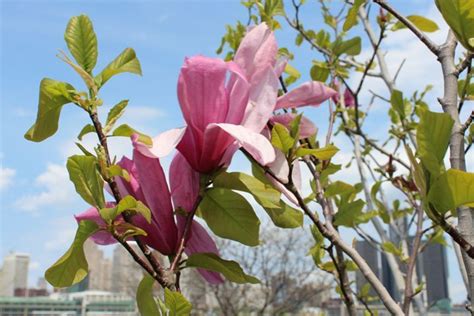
[1,0,472,304]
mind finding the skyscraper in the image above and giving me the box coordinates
[356,238,450,308]
[111,242,145,296]
[355,240,380,297]
[83,240,112,291]
[421,242,449,305]
[0,252,30,296]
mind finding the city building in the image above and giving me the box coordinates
[83,240,112,291]
[0,252,30,296]
[355,239,450,310]
[0,291,136,316]
[111,243,145,296]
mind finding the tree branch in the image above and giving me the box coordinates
[373,0,440,55]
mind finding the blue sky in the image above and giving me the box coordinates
[1,0,472,304]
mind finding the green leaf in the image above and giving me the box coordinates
[25,78,75,142]
[392,15,439,32]
[284,63,301,80]
[117,222,148,239]
[343,0,365,32]
[75,142,94,157]
[263,200,303,228]
[310,64,330,82]
[381,241,403,257]
[112,124,153,146]
[428,169,474,214]
[295,145,339,160]
[96,48,142,87]
[45,220,98,287]
[370,181,390,223]
[57,51,97,91]
[213,171,280,208]
[164,289,192,316]
[333,199,366,227]
[67,155,105,208]
[405,144,427,197]
[77,124,95,141]
[390,89,405,119]
[117,195,152,223]
[136,275,160,316]
[332,37,361,56]
[64,15,98,73]
[199,188,260,246]
[416,110,454,177]
[103,100,129,135]
[435,0,474,50]
[458,79,474,98]
[186,253,260,284]
[107,164,130,181]
[271,123,295,154]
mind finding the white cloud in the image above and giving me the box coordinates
[14,164,74,214]
[0,167,16,191]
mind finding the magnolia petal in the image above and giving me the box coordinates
[210,123,276,166]
[169,152,200,213]
[274,56,288,77]
[179,218,224,284]
[133,149,178,255]
[242,66,279,133]
[133,128,186,159]
[75,203,117,245]
[275,81,337,110]
[115,156,146,202]
[270,114,317,139]
[234,23,278,80]
[178,56,231,131]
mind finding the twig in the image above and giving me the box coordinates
[373,0,440,55]
[170,195,203,273]
[89,110,169,288]
[240,148,405,315]
[454,52,474,77]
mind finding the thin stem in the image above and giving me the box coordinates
[373,0,439,55]
[240,148,405,315]
[89,110,169,288]
[170,195,203,273]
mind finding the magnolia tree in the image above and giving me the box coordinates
[25,0,474,315]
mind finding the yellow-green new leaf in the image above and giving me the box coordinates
[263,200,303,228]
[296,145,339,160]
[435,0,474,50]
[112,124,152,146]
[64,15,98,73]
[343,0,365,32]
[103,100,129,134]
[77,124,95,141]
[416,110,454,177]
[164,289,192,316]
[271,123,295,154]
[45,220,98,287]
[186,253,260,284]
[136,275,160,316]
[213,171,280,208]
[199,188,260,246]
[25,78,75,142]
[428,169,474,214]
[96,48,142,87]
[67,155,105,208]
[392,15,439,32]
[116,195,151,223]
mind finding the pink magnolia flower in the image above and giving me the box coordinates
[332,81,355,107]
[75,137,224,284]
